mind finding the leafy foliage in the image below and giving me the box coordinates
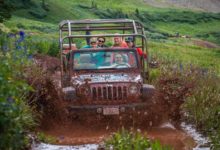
[182,71,220,148]
[0,0,14,22]
[104,129,172,150]
[28,40,59,57]
[141,11,220,24]
[0,32,36,150]
[29,8,47,19]
[36,132,56,143]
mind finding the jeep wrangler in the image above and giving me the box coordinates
[59,19,155,115]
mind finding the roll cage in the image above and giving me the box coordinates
[59,19,149,84]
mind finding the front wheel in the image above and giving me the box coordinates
[142,84,155,100]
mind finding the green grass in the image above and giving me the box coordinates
[155,20,220,36]
[148,38,220,73]
[6,0,220,40]
[3,0,220,72]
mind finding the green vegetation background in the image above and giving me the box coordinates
[0,0,220,149]
[2,0,220,72]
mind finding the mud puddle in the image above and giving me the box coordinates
[32,121,210,150]
[31,56,210,150]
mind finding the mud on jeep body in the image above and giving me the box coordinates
[60,19,155,115]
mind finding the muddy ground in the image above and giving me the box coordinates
[31,54,197,150]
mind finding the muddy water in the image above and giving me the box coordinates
[33,120,210,150]
[31,67,209,150]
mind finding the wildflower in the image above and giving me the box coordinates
[7,97,14,103]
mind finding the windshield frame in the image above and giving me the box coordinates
[71,48,140,72]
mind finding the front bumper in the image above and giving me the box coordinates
[68,102,149,115]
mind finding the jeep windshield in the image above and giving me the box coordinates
[73,49,138,70]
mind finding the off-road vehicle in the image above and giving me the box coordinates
[60,19,155,115]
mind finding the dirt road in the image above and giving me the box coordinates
[38,111,202,150]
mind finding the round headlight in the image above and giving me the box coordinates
[129,84,138,95]
[79,85,90,96]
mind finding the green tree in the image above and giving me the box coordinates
[0,0,14,22]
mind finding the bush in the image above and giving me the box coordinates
[104,129,171,150]
[93,8,128,19]
[29,7,47,19]
[0,32,36,150]
[154,60,220,148]
[147,32,168,40]
[182,72,220,148]
[36,132,56,143]
[32,40,59,57]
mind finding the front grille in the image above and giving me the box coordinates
[91,85,128,101]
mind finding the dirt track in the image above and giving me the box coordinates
[32,54,197,149]
[38,97,196,150]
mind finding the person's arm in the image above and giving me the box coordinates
[137,47,147,58]
[81,45,91,49]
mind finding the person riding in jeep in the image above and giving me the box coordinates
[111,53,131,68]
[112,34,128,48]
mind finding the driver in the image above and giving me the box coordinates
[112,53,130,68]
[115,53,124,64]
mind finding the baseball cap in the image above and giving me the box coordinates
[90,38,97,43]
[125,36,134,42]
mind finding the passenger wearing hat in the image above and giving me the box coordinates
[125,36,146,57]
[82,38,98,48]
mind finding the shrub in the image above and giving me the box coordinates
[36,132,56,143]
[29,7,47,19]
[153,60,220,148]
[32,40,59,57]
[104,128,172,150]
[147,32,168,40]
[182,72,220,148]
[47,41,59,57]
[0,32,36,150]
[17,23,26,29]
[93,8,128,19]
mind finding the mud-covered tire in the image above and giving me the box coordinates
[142,84,155,100]
[62,86,76,101]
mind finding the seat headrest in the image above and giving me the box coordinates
[80,54,91,63]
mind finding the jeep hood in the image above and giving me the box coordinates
[71,73,142,85]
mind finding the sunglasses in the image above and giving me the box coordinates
[90,42,96,44]
[98,40,104,43]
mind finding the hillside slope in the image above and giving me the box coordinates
[3,0,220,45]
[144,0,220,12]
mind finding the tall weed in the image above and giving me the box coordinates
[0,31,36,150]
[182,72,220,148]
[151,58,220,148]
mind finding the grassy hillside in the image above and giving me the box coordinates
[144,0,220,13]
[2,0,220,72]
[5,0,220,42]
[149,39,220,70]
